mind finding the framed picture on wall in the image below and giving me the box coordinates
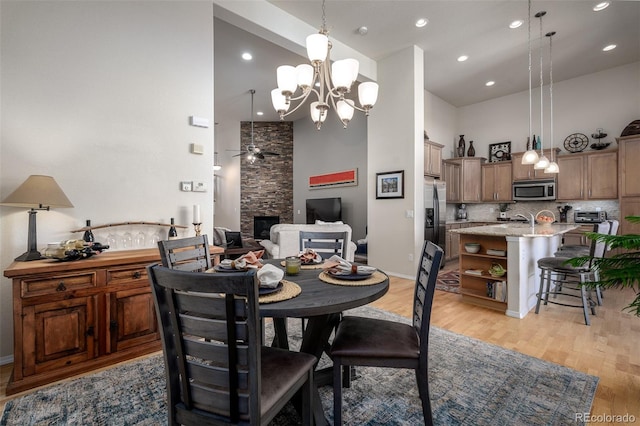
[488,141,511,162]
[376,170,404,199]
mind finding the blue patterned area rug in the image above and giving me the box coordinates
[1,306,598,425]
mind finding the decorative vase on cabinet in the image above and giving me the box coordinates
[467,141,475,157]
[457,135,466,157]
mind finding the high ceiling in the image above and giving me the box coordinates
[214,1,640,124]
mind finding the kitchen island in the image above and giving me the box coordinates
[451,223,580,318]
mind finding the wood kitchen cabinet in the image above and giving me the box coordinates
[511,149,559,181]
[424,140,443,178]
[3,247,223,394]
[443,157,485,203]
[618,135,640,197]
[556,150,618,200]
[444,161,461,202]
[481,161,512,201]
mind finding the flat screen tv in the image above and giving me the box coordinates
[306,197,342,224]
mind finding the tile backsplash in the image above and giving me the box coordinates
[446,200,620,223]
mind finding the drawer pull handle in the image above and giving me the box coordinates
[56,282,67,292]
[132,271,142,279]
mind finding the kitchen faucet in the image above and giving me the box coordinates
[515,213,535,226]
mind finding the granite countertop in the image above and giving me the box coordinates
[450,223,581,237]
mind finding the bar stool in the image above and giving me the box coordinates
[535,221,611,325]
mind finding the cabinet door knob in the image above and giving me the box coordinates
[132,271,142,279]
[56,282,67,292]
[110,320,118,331]
[86,326,95,336]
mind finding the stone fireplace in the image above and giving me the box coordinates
[240,121,294,237]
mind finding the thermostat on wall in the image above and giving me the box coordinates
[190,143,204,155]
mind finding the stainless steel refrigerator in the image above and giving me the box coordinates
[424,178,447,261]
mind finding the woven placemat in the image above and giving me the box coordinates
[318,270,387,286]
[259,280,301,304]
[279,260,325,270]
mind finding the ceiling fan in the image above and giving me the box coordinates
[231,89,280,163]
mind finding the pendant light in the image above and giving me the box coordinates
[521,0,539,165]
[534,11,550,170]
[544,31,560,174]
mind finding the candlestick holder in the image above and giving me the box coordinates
[193,223,202,237]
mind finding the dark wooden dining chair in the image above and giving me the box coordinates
[329,240,443,426]
[147,264,316,426]
[299,231,348,259]
[157,235,212,272]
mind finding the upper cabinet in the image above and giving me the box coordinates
[443,157,485,203]
[556,150,618,200]
[511,149,560,181]
[482,162,512,202]
[618,135,640,197]
[424,140,443,178]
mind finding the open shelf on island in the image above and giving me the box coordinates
[459,233,508,312]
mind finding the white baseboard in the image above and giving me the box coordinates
[0,354,14,366]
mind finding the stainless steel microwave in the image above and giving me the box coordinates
[512,179,556,201]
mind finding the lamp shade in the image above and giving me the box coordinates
[296,64,314,89]
[534,155,550,170]
[306,33,329,63]
[276,65,298,95]
[1,175,73,208]
[310,101,327,124]
[521,149,539,165]
[358,82,379,108]
[336,99,355,123]
[271,88,290,113]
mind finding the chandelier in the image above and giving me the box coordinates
[271,0,379,130]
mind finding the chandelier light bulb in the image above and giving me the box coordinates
[306,33,329,64]
[296,64,314,89]
[271,89,289,115]
[337,100,355,128]
[310,101,327,127]
[332,59,358,92]
[276,65,298,97]
[358,82,379,110]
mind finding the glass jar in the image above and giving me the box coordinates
[285,256,301,275]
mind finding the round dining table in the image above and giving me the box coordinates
[259,259,389,425]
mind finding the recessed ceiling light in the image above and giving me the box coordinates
[256,111,264,116]
[509,20,524,29]
[415,18,428,28]
[457,55,469,62]
[485,81,495,87]
[241,52,252,61]
[593,2,610,12]
[603,44,616,51]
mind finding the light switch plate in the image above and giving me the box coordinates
[190,143,204,155]
[192,181,207,192]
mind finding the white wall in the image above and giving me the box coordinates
[458,62,640,160]
[213,120,242,231]
[0,2,214,362]
[425,90,458,159]
[368,46,424,278]
[293,113,368,241]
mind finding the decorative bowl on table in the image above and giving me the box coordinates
[464,243,481,253]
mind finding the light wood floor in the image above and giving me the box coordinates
[2,268,639,424]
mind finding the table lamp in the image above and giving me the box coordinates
[1,175,74,261]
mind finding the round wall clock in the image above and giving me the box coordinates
[563,133,589,153]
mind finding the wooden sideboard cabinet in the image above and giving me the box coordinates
[3,247,222,394]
